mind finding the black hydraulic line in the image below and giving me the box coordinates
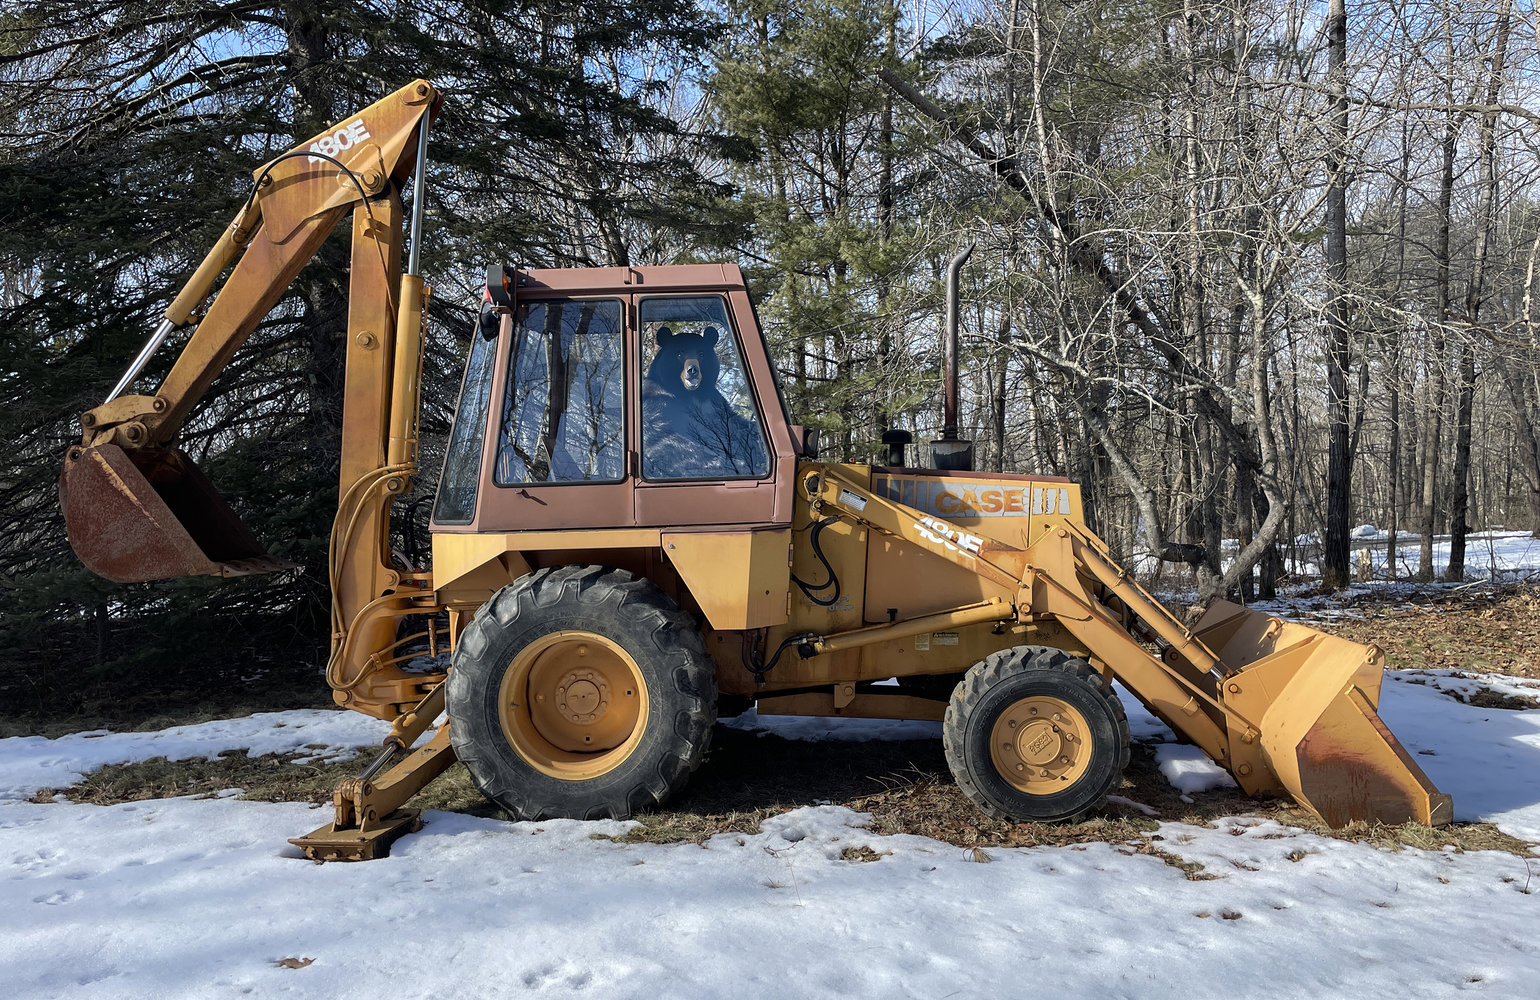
[747,631,819,685]
[791,516,841,607]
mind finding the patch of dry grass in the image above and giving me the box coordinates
[1450,687,1540,710]
[33,751,357,806]
[1317,584,1540,679]
[39,734,1535,859]
[34,752,501,820]
[839,845,888,862]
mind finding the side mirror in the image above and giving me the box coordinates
[486,264,513,307]
[790,425,819,459]
[477,302,500,341]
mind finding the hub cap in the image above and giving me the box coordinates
[497,632,648,780]
[990,696,1092,795]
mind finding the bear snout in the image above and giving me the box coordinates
[680,357,703,390]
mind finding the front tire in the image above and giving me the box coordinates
[446,565,716,821]
[944,646,1129,823]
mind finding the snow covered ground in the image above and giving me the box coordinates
[0,710,392,801]
[3,666,1539,999]
[1131,528,1540,587]
[1287,528,1539,584]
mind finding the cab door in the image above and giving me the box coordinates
[631,292,788,527]
[446,294,635,532]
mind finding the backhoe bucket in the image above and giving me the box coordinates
[60,444,292,583]
[1192,600,1452,827]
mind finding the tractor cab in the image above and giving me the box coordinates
[428,264,803,635]
[433,264,799,536]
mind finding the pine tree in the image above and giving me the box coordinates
[710,0,936,461]
[0,1,739,717]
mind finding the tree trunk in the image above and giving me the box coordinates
[1387,344,1401,581]
[1419,16,1461,581]
[1446,346,1476,580]
[1321,0,1352,590]
[1448,3,1510,580]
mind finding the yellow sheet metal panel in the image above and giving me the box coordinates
[864,533,998,621]
[434,533,519,594]
[868,471,1083,548]
[785,463,869,635]
[862,471,1077,620]
[662,527,791,630]
[432,528,663,595]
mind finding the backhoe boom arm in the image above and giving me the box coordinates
[60,80,446,723]
[79,80,440,452]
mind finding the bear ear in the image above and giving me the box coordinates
[703,325,719,348]
[656,325,674,347]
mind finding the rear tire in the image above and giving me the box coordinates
[446,565,716,821]
[944,646,1129,823]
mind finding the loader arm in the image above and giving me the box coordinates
[60,80,447,721]
[798,464,1450,827]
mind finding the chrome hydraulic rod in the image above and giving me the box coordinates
[406,114,430,277]
[104,318,176,403]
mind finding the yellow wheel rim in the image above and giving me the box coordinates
[989,695,1092,795]
[496,631,649,780]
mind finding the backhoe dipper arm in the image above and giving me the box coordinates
[78,80,441,451]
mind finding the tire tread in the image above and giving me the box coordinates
[447,565,715,822]
[943,645,1129,823]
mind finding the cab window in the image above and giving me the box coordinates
[495,298,625,485]
[639,296,769,481]
[433,308,499,524]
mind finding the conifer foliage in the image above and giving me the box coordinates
[0,1,733,711]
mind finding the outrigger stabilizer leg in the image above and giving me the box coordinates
[290,684,457,861]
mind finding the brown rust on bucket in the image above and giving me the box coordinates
[60,444,291,583]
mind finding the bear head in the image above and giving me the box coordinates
[647,325,721,396]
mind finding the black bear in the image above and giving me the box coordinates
[642,325,767,480]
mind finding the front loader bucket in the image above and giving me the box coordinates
[1192,601,1452,827]
[60,444,293,583]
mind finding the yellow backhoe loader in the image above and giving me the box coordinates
[60,81,1450,861]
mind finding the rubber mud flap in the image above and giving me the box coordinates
[60,443,291,583]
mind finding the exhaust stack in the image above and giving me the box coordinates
[932,244,974,471]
